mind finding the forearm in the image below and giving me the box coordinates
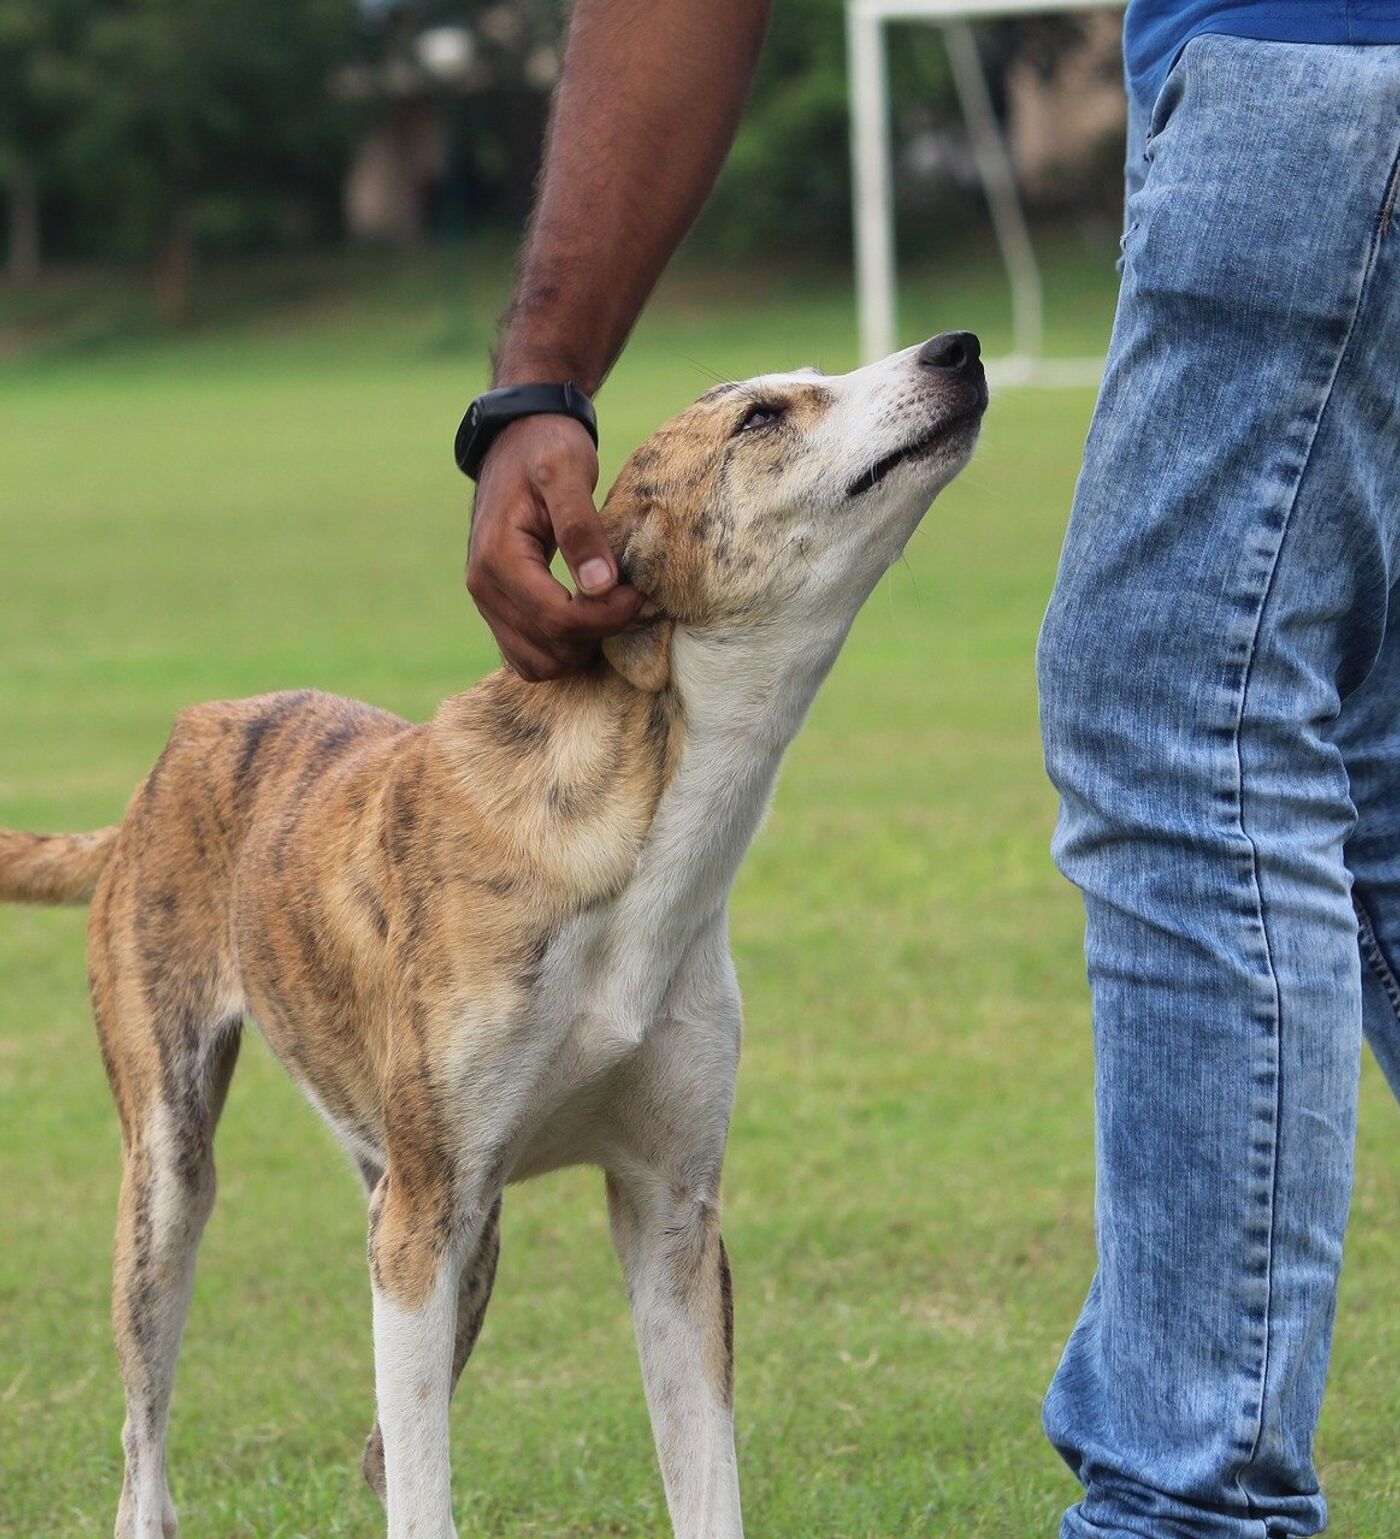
[494,0,771,392]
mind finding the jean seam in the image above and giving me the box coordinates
[1227,528,1286,1518]
[1378,150,1400,239]
[1228,139,1400,1506]
[1354,891,1400,1029]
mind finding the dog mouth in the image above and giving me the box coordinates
[844,388,987,499]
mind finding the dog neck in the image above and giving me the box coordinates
[430,660,683,918]
[572,614,856,1026]
[430,611,851,951]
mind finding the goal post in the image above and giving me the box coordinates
[846,0,1125,384]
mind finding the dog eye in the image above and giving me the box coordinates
[738,404,782,433]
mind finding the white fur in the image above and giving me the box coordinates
[372,1257,468,1539]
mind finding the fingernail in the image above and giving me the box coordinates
[578,558,613,593]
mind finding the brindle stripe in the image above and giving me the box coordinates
[232,691,314,807]
[718,1236,735,1407]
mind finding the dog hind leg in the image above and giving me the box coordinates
[107,1024,241,1539]
[361,1195,501,1509]
[89,858,243,1539]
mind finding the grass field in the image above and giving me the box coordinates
[2,242,1398,1539]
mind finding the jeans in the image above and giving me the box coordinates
[1037,35,1400,1539]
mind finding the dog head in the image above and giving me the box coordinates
[600,334,986,689]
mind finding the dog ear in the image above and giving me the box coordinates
[599,518,672,692]
[603,618,673,693]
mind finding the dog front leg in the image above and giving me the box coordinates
[362,1197,502,1507]
[368,1171,486,1539]
[606,1165,743,1539]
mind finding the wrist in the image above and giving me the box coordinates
[455,381,598,481]
[491,347,601,397]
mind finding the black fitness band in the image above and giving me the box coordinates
[454,382,599,481]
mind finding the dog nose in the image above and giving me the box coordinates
[918,331,982,375]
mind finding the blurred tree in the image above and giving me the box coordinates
[696,0,959,260]
[0,0,1122,301]
[62,0,355,316]
[337,0,563,243]
[695,0,852,257]
[0,0,84,283]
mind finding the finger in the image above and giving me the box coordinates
[538,478,619,598]
[500,562,645,659]
[477,572,594,671]
[468,567,584,680]
[498,631,576,683]
[481,522,643,645]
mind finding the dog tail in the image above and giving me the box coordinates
[0,826,120,905]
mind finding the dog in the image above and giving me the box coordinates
[0,333,986,1539]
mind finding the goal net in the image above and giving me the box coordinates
[846,0,1125,384]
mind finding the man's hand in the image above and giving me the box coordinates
[463,0,769,678]
[467,414,643,681]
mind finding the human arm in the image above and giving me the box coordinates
[466,0,772,680]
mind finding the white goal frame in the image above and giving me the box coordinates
[847,0,1125,385]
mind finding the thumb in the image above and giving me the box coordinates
[542,478,620,598]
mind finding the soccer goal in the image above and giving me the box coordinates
[846,0,1124,384]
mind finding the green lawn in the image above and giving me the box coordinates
[2,244,1398,1539]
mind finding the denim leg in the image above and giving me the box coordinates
[1037,37,1400,1539]
[1335,616,1400,1099]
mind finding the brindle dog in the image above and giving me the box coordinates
[0,334,986,1539]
